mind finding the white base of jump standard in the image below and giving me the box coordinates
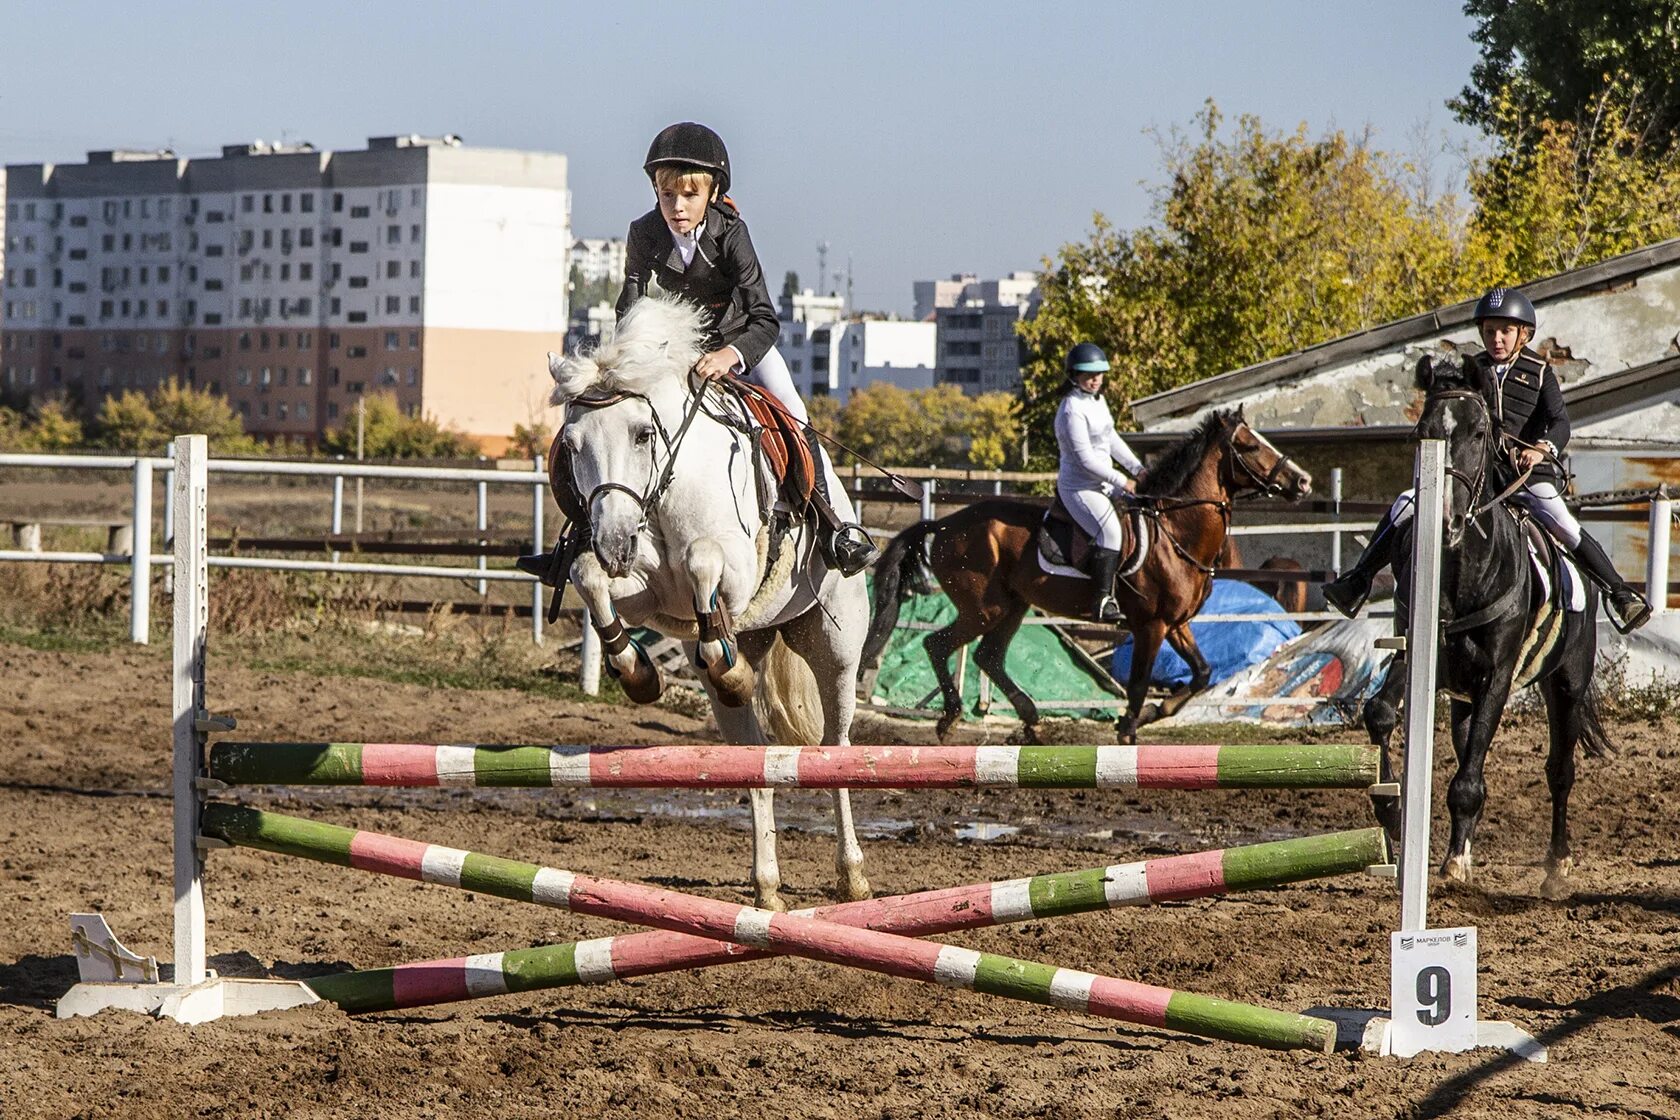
[57,913,320,1024]
[1309,1007,1546,1063]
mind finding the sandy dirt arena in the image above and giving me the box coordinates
[2,640,1677,1119]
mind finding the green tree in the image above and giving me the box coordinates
[1469,77,1680,279]
[966,392,1021,470]
[1453,1,1680,151]
[147,380,262,455]
[92,390,163,452]
[569,264,616,310]
[319,394,475,459]
[509,420,553,460]
[834,383,981,468]
[1019,103,1486,445]
[28,400,85,450]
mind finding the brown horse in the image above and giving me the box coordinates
[862,409,1312,744]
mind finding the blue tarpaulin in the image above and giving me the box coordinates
[1111,579,1301,688]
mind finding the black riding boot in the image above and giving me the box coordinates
[1570,531,1652,632]
[805,429,879,577]
[1322,509,1399,618]
[1088,546,1123,623]
[515,540,568,588]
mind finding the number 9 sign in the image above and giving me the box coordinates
[1391,928,1477,1055]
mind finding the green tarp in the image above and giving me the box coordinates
[867,585,1121,722]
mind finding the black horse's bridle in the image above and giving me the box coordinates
[564,382,711,527]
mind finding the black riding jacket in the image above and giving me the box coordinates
[1473,346,1569,482]
[616,202,781,371]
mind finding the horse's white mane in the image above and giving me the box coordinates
[548,294,707,405]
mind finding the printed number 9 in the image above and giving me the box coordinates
[1415,965,1452,1026]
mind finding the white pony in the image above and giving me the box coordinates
[548,293,872,910]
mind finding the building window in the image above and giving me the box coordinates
[385,260,400,279]
[386,224,400,244]
[242,195,254,213]
[406,368,417,386]
[236,368,251,385]
[351,205,370,218]
[348,276,368,289]
[347,311,367,323]
[410,224,421,243]
[385,331,399,350]
[299,367,312,385]
[348,241,368,254]
[300,263,313,281]
[346,345,367,358]
[300,227,314,247]
[301,194,313,214]
[327,402,338,419]
[408,296,420,313]
[408,331,419,348]
[385,296,400,314]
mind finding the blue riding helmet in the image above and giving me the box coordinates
[1064,342,1110,376]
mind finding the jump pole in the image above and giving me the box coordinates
[201,802,1339,1052]
[304,827,1387,1014]
[208,741,1381,791]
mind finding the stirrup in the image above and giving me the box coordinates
[1608,589,1653,634]
[1094,595,1122,624]
[824,523,879,577]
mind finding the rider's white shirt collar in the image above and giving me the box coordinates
[674,221,705,268]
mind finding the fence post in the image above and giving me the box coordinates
[1399,440,1445,932]
[1648,487,1672,616]
[161,465,175,594]
[531,456,546,646]
[130,457,154,645]
[579,605,602,695]
[1329,467,1344,576]
[330,457,345,563]
[475,474,489,597]
[921,475,936,521]
[171,435,209,986]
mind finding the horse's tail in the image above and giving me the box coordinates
[860,520,938,671]
[1579,678,1615,760]
[755,634,824,746]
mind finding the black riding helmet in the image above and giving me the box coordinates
[644,122,731,196]
[1064,342,1111,379]
[1473,286,1537,330]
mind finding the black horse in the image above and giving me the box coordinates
[1365,354,1610,900]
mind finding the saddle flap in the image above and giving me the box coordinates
[739,388,816,506]
[1038,493,1089,571]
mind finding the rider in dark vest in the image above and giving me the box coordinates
[519,123,878,586]
[1323,286,1652,632]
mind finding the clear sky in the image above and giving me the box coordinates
[0,1,1484,315]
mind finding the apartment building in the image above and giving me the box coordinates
[918,271,1040,396]
[782,316,935,404]
[1,135,569,451]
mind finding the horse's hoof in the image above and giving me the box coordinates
[1441,855,1473,884]
[935,713,959,742]
[1540,858,1574,901]
[707,657,756,708]
[1114,720,1137,745]
[754,889,788,913]
[1140,702,1165,725]
[835,871,871,902]
[614,646,664,705]
[1006,723,1040,746]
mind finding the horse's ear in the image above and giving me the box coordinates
[1235,403,1247,423]
[547,351,565,383]
[1414,355,1435,391]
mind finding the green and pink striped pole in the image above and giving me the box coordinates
[208,741,1380,791]
[202,803,1341,1052]
[307,827,1386,1015]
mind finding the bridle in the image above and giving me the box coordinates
[564,381,711,528]
[1226,423,1305,499]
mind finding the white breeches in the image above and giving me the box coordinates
[1386,480,1579,548]
[745,346,807,424]
[1064,487,1125,550]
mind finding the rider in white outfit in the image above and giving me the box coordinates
[1054,343,1144,622]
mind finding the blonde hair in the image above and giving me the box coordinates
[653,166,715,195]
